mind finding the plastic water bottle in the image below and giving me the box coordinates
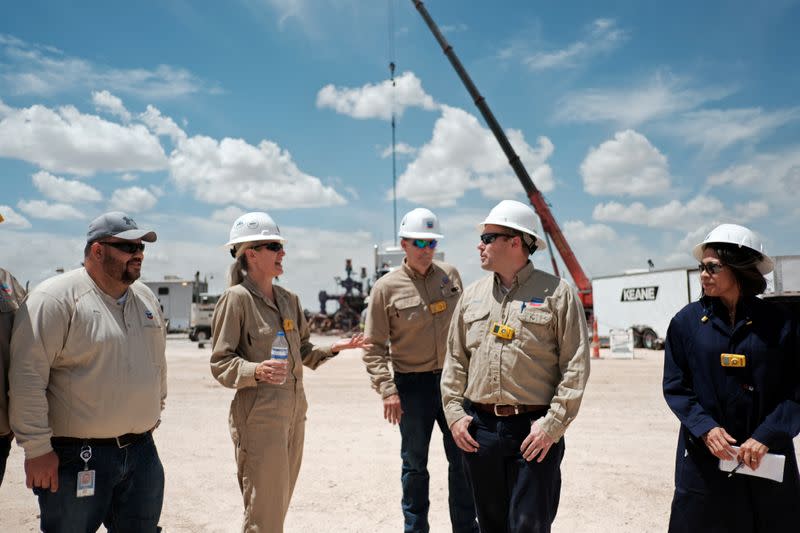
[270,331,289,384]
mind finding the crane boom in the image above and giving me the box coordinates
[410,0,593,308]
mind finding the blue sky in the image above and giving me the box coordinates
[1,0,798,308]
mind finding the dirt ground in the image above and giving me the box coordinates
[2,336,798,532]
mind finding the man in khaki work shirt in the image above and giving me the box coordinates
[10,211,166,533]
[364,208,478,533]
[1,264,26,486]
[442,200,590,533]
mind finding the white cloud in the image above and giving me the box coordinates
[707,147,800,205]
[32,171,102,203]
[316,71,437,120]
[169,135,347,209]
[525,18,627,71]
[0,205,31,228]
[211,206,246,223]
[109,186,159,213]
[580,130,671,196]
[91,90,131,122]
[0,100,167,176]
[0,34,214,99]
[17,199,86,220]
[396,106,555,207]
[555,71,732,126]
[667,107,800,153]
[380,142,417,158]
[139,104,187,143]
[120,173,138,182]
[592,195,768,231]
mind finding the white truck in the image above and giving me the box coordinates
[188,292,220,342]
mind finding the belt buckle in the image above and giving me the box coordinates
[115,435,132,448]
[493,404,519,416]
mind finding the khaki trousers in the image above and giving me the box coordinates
[229,383,307,533]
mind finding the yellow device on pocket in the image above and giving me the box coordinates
[429,300,447,314]
[491,322,515,340]
[720,353,746,368]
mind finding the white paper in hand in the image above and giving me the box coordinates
[719,446,785,483]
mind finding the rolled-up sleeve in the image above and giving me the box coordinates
[441,294,470,427]
[9,292,69,459]
[538,284,590,441]
[210,291,258,389]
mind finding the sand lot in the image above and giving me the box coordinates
[2,336,798,532]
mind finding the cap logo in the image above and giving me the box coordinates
[145,310,154,320]
[234,220,244,228]
[122,216,135,226]
[247,220,259,229]
[425,219,434,229]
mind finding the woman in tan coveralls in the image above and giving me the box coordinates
[210,212,368,533]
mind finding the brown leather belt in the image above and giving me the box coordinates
[472,403,548,417]
[51,431,150,449]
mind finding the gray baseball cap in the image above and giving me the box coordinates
[87,212,157,243]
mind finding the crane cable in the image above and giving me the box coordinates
[388,0,398,245]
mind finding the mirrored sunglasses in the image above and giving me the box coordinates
[253,242,284,253]
[698,262,724,275]
[411,239,438,249]
[101,241,145,254]
[480,232,515,245]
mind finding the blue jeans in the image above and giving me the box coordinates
[35,433,164,533]
[463,406,564,533]
[395,371,478,533]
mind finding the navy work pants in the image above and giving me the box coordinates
[463,406,564,533]
[35,433,164,533]
[395,371,478,533]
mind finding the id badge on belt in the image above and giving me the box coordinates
[76,445,96,497]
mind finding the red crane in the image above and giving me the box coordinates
[410,0,593,309]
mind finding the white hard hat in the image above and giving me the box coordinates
[478,200,545,252]
[225,212,286,248]
[692,223,773,274]
[398,208,444,240]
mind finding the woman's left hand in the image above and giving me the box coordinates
[332,333,372,353]
[737,438,769,470]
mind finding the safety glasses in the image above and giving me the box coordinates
[253,242,284,253]
[101,242,145,254]
[698,262,724,275]
[480,232,515,245]
[410,239,438,249]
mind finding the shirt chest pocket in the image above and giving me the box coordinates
[464,309,489,351]
[517,308,556,349]
[246,325,274,362]
[392,295,424,324]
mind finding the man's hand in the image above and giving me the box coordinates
[25,451,59,492]
[255,359,288,384]
[738,437,769,470]
[332,333,372,354]
[520,420,554,462]
[383,394,403,425]
[701,427,737,460]
[451,416,479,453]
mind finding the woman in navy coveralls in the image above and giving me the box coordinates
[663,224,800,532]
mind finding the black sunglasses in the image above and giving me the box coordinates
[101,241,145,254]
[698,262,724,275]
[480,232,516,245]
[253,242,284,253]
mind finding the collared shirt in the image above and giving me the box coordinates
[9,268,167,459]
[441,261,590,441]
[210,277,334,390]
[363,260,462,398]
[1,268,26,436]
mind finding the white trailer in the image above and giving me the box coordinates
[764,255,800,318]
[592,267,701,349]
[143,279,199,332]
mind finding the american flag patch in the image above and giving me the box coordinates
[529,297,545,307]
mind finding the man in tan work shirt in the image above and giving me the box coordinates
[442,200,590,533]
[364,208,478,533]
[1,265,26,486]
[10,211,166,532]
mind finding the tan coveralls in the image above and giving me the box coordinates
[1,268,25,450]
[210,277,334,533]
